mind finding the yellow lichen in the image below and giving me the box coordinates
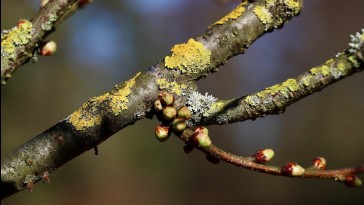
[253,5,273,25]
[257,78,299,100]
[204,101,225,117]
[156,78,187,96]
[108,72,141,115]
[310,59,333,76]
[337,60,347,72]
[301,75,315,87]
[348,56,360,68]
[68,72,141,130]
[1,20,33,59]
[257,84,281,98]
[212,1,247,26]
[283,0,301,15]
[266,0,277,7]
[282,78,299,91]
[68,94,108,131]
[244,95,261,106]
[164,38,211,76]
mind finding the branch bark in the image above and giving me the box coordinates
[1,0,79,85]
[1,0,363,200]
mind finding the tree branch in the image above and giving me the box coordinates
[199,49,364,125]
[1,0,304,199]
[179,128,364,186]
[3,0,363,200]
[1,0,80,85]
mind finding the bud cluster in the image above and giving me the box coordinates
[154,91,192,141]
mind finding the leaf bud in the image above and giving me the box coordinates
[281,162,305,176]
[155,125,170,142]
[253,149,275,164]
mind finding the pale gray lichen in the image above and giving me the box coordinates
[348,29,364,53]
[186,91,217,124]
[41,13,57,31]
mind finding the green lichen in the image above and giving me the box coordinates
[283,0,301,15]
[301,74,315,87]
[211,1,247,26]
[282,78,299,92]
[310,61,331,77]
[348,55,360,68]
[337,61,347,72]
[244,95,261,106]
[253,5,273,25]
[1,20,33,59]
[255,78,300,103]
[156,78,187,96]
[266,0,277,7]
[164,38,211,77]
[41,13,57,31]
[204,101,225,117]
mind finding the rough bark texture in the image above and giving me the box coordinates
[1,0,363,200]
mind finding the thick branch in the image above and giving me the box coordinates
[1,0,303,199]
[2,0,363,199]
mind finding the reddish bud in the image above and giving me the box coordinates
[17,19,28,27]
[42,171,50,183]
[312,157,326,170]
[158,91,174,106]
[194,126,209,135]
[194,132,212,148]
[253,149,275,164]
[177,106,192,119]
[26,182,34,192]
[281,162,305,176]
[172,118,187,133]
[39,41,57,56]
[344,175,362,187]
[155,125,170,142]
[162,106,177,121]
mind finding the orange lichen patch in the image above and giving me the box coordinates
[108,72,141,115]
[164,39,211,76]
[211,1,247,26]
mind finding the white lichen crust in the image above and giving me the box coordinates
[186,91,217,124]
[348,29,364,54]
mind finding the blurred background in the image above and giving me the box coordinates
[1,0,363,204]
